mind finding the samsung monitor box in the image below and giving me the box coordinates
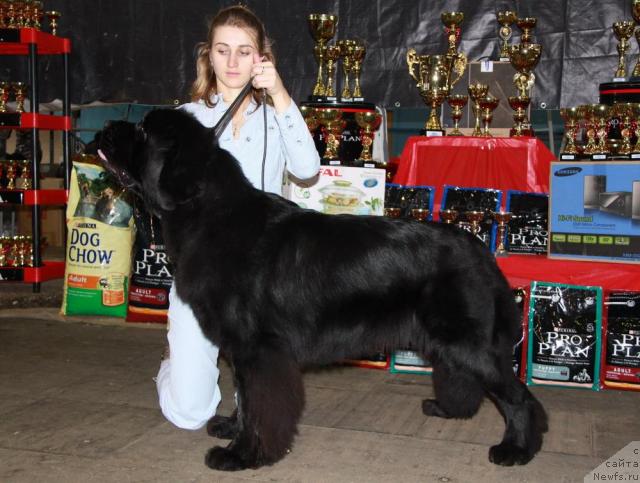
[549,162,640,263]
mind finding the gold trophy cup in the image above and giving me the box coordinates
[308,14,338,98]
[439,208,459,224]
[324,44,341,99]
[632,1,640,77]
[468,82,489,136]
[316,108,346,161]
[351,41,366,100]
[46,10,61,36]
[613,103,634,156]
[0,81,9,112]
[384,207,402,218]
[613,21,635,80]
[509,44,542,135]
[559,106,582,158]
[465,210,485,236]
[447,94,468,136]
[441,11,464,56]
[516,17,537,45]
[479,95,500,137]
[407,50,464,135]
[11,81,26,113]
[497,11,517,61]
[508,95,532,137]
[338,39,356,100]
[492,211,513,257]
[355,111,382,162]
[410,208,431,221]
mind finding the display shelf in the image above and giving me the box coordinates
[0,189,68,205]
[496,253,640,292]
[0,28,71,55]
[0,261,65,282]
[0,112,71,130]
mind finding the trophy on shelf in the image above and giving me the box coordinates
[468,82,489,136]
[613,102,634,156]
[17,160,31,189]
[516,17,537,46]
[492,211,513,257]
[441,11,468,87]
[308,13,338,101]
[407,50,464,136]
[479,95,500,137]
[338,39,356,100]
[439,209,459,224]
[300,105,319,132]
[11,81,26,113]
[323,44,341,100]
[351,41,366,102]
[632,103,640,156]
[559,106,582,159]
[5,161,17,190]
[447,94,468,136]
[465,210,485,236]
[410,208,430,222]
[613,21,635,81]
[0,81,9,113]
[316,108,346,163]
[384,207,402,218]
[592,103,611,158]
[508,95,531,137]
[354,111,381,163]
[581,104,599,156]
[497,11,517,61]
[632,1,640,78]
[509,43,542,136]
[46,10,61,36]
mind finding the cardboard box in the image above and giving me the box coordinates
[17,177,66,248]
[286,166,386,216]
[548,162,640,263]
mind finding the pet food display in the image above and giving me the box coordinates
[61,161,135,317]
[505,191,549,255]
[527,282,602,390]
[384,184,435,220]
[126,201,173,323]
[440,186,502,250]
[602,291,640,391]
[389,349,433,374]
[513,287,529,380]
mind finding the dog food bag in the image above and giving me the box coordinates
[527,282,602,390]
[384,184,435,220]
[505,191,548,255]
[126,201,173,323]
[440,185,502,250]
[390,349,433,375]
[513,287,529,380]
[601,291,640,391]
[61,161,135,317]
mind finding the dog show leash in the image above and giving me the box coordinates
[212,81,268,191]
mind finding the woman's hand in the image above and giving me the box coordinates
[251,53,291,113]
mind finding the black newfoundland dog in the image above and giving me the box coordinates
[98,108,547,471]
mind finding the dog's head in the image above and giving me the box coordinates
[98,108,213,216]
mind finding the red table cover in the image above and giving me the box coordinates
[392,136,554,214]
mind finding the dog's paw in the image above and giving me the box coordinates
[489,443,532,466]
[422,399,452,419]
[205,446,247,471]
[206,414,238,440]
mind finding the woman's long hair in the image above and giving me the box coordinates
[191,5,275,108]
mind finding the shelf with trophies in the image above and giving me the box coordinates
[0,5,70,291]
[300,12,394,181]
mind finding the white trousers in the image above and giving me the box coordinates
[155,283,222,429]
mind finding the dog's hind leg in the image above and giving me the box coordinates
[422,360,484,419]
[206,409,238,440]
[484,368,548,466]
[204,342,305,471]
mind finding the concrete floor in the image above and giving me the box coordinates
[0,307,638,483]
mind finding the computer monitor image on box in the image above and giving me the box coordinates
[633,181,640,220]
[598,191,633,218]
[584,175,607,210]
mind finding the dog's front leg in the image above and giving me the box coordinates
[206,409,238,439]
[204,343,305,471]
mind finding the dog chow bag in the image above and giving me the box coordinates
[527,282,602,390]
[61,161,135,317]
[602,291,640,391]
[126,201,173,323]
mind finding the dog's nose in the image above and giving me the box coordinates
[104,120,113,129]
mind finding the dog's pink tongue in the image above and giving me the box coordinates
[97,149,107,162]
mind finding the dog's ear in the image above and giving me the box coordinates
[154,141,206,211]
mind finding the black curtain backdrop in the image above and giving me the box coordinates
[2,0,637,109]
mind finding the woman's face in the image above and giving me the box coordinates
[210,25,258,93]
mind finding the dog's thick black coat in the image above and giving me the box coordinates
[99,108,547,471]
